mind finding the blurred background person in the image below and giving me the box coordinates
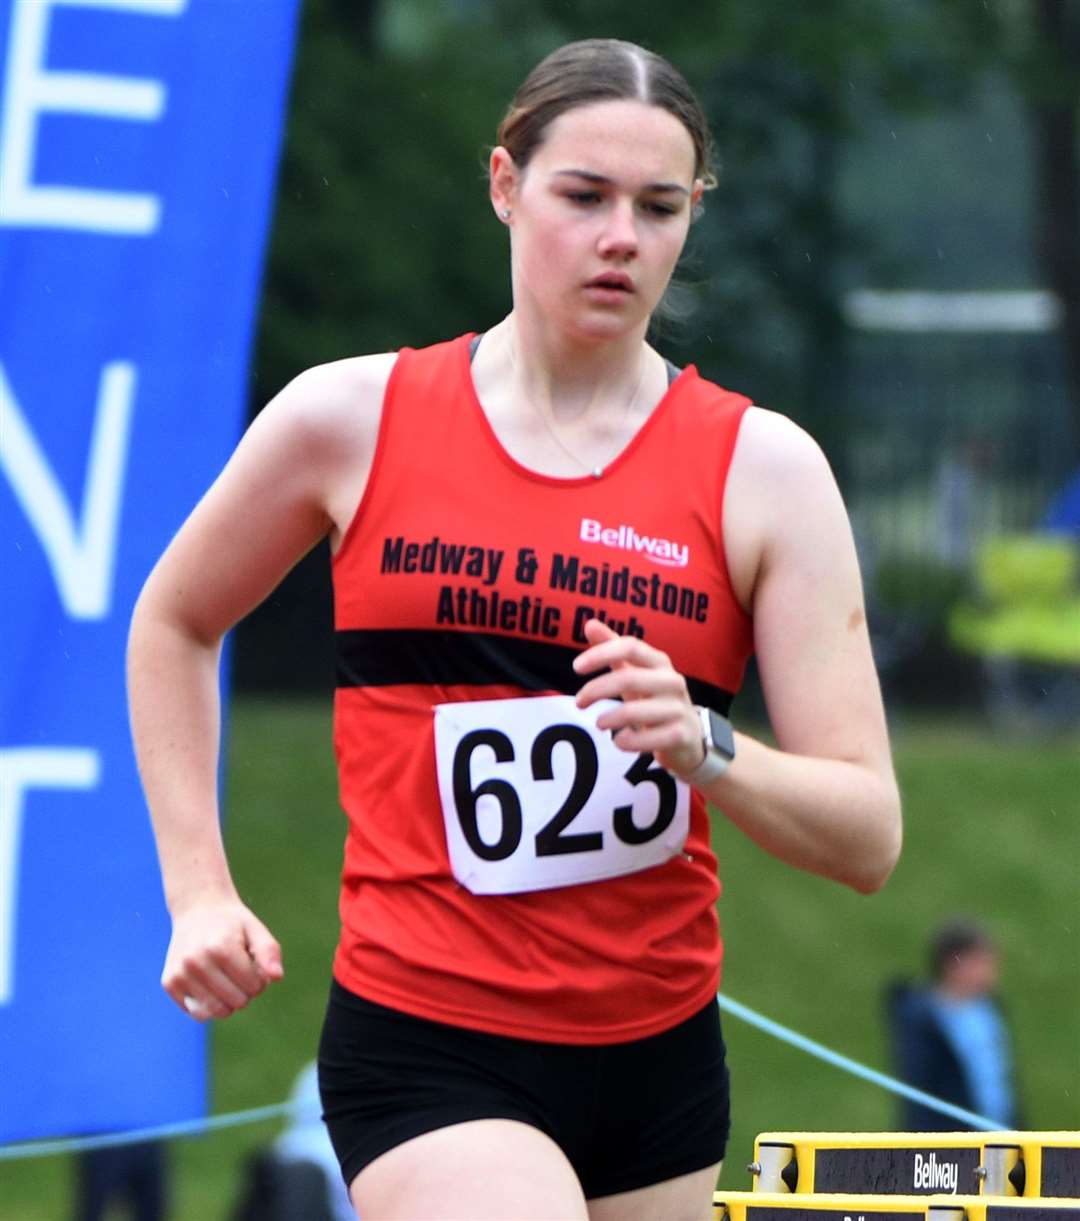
[229,1062,353,1221]
[73,1141,168,1221]
[887,917,1022,1131]
[1043,467,1080,536]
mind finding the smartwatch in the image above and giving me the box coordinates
[681,706,736,786]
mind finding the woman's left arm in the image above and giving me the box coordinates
[716,407,901,892]
[575,408,901,894]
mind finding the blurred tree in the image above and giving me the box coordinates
[930,0,1080,456]
[1028,0,1080,453]
[251,0,518,404]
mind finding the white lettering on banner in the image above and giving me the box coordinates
[913,1152,959,1194]
[0,360,136,619]
[0,748,100,1005]
[0,0,188,235]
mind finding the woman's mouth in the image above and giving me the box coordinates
[584,273,635,303]
[586,273,634,293]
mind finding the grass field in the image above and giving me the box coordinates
[2,699,1077,1220]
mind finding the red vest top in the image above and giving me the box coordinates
[330,334,754,1043]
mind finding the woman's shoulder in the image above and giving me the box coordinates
[730,403,835,492]
[279,334,467,428]
[723,404,847,576]
[285,351,400,417]
[261,351,400,454]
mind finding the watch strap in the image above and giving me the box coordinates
[679,705,734,787]
[681,746,732,787]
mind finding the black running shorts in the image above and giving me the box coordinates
[317,980,731,1200]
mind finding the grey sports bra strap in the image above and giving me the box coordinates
[467,332,682,385]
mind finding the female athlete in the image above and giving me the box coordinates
[128,37,902,1221]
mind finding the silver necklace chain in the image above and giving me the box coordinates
[507,337,647,479]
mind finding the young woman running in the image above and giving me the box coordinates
[128,38,902,1221]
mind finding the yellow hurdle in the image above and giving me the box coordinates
[713,1191,1080,1221]
[745,1133,1080,1199]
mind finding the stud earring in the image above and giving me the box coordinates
[500,209,511,221]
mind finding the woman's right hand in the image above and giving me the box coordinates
[161,893,283,1021]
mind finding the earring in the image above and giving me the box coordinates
[500,209,511,221]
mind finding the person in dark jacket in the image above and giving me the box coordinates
[887,918,1021,1131]
[73,1143,168,1221]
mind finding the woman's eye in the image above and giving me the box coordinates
[562,192,679,215]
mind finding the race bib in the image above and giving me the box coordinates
[433,694,690,895]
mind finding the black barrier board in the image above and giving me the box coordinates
[986,1209,1080,1221]
[813,1148,982,1195]
[1042,1148,1080,1198]
[744,1209,923,1221]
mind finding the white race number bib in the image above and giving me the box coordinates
[433,694,690,895]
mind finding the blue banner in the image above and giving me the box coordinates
[0,0,298,1142]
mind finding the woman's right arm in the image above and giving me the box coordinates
[127,353,395,1020]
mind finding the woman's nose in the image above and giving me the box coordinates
[597,200,638,258]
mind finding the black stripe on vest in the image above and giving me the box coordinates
[335,628,735,715]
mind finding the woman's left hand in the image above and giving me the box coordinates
[572,618,705,777]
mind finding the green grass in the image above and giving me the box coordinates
[3,700,1077,1219]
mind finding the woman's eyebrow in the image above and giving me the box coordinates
[552,168,690,195]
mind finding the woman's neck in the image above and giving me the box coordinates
[490,312,654,422]
[469,313,668,480]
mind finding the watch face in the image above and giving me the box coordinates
[707,709,736,760]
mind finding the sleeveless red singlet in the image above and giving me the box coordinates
[330,334,754,1043]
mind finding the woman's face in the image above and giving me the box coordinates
[493,99,701,344]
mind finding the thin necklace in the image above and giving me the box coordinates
[507,336,648,479]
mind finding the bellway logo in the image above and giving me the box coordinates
[913,1152,959,1194]
[580,518,690,568]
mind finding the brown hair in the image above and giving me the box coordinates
[929,917,995,982]
[496,39,717,191]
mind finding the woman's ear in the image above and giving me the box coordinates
[489,146,518,223]
[690,177,706,222]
